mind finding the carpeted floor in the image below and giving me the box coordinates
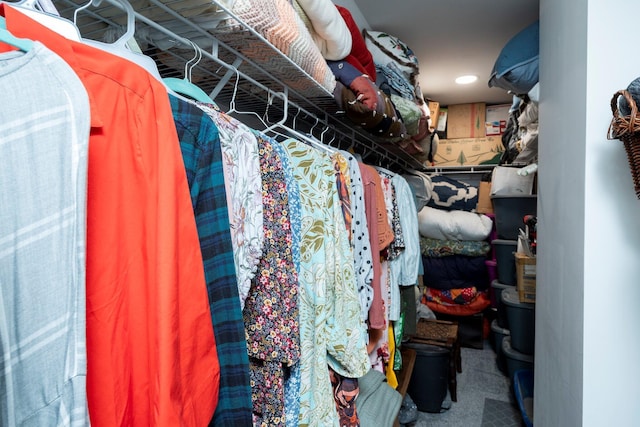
[400,340,523,427]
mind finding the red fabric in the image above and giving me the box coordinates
[424,292,491,316]
[336,5,376,81]
[358,163,393,331]
[2,5,220,426]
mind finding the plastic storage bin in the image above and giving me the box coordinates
[501,287,535,355]
[490,280,514,329]
[491,194,537,240]
[502,336,534,380]
[514,369,534,427]
[492,239,517,285]
[403,342,450,413]
[490,319,510,374]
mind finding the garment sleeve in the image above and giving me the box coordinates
[324,158,370,378]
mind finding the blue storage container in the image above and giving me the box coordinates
[514,369,534,427]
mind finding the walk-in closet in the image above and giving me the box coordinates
[2,0,640,426]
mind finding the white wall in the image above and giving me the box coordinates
[538,0,640,425]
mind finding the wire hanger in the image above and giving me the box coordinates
[162,40,213,103]
[0,16,33,51]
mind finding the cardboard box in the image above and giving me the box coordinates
[436,108,447,132]
[433,136,504,167]
[476,181,494,214]
[446,102,486,139]
[485,104,511,136]
[427,101,440,129]
[515,252,536,303]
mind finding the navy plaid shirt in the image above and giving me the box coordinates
[170,95,252,427]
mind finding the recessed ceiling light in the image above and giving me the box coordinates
[455,75,478,85]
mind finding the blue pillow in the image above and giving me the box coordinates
[488,21,539,95]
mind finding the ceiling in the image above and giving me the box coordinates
[350,0,539,107]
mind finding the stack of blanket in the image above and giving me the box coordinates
[412,173,493,316]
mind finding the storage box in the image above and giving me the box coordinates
[501,287,535,355]
[492,239,517,285]
[485,103,511,136]
[434,136,504,167]
[502,336,534,381]
[490,280,514,329]
[515,252,536,303]
[514,369,534,427]
[491,194,537,240]
[490,319,510,374]
[427,101,440,128]
[476,181,494,214]
[436,108,447,132]
[446,102,486,138]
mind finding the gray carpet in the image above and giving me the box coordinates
[401,340,522,427]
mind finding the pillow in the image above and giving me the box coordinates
[292,0,352,60]
[488,20,539,95]
[402,171,432,211]
[363,29,420,85]
[417,206,493,241]
[427,175,479,211]
[390,94,421,136]
[336,5,376,80]
[333,81,407,140]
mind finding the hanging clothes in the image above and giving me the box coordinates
[197,103,265,312]
[339,150,374,324]
[269,138,304,427]
[0,42,90,427]
[1,5,221,426]
[169,95,253,427]
[358,163,393,332]
[245,135,300,427]
[281,139,369,427]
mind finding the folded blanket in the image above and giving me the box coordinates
[418,206,493,241]
[292,0,352,60]
[424,286,480,306]
[427,175,479,212]
[424,292,491,316]
[422,255,490,291]
[420,236,490,258]
[335,5,376,80]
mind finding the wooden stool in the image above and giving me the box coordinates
[409,318,461,402]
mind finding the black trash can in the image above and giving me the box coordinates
[402,342,450,413]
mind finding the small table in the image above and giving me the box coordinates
[409,318,461,402]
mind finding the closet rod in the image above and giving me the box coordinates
[97,0,423,172]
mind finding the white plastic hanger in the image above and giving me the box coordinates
[9,0,81,40]
[75,0,163,82]
[162,40,212,103]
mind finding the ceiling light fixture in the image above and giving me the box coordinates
[455,75,478,85]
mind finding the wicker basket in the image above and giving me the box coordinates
[608,90,640,199]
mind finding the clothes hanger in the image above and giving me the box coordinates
[10,0,81,40]
[162,40,213,103]
[74,0,163,82]
[225,67,289,139]
[271,105,335,155]
[0,16,33,51]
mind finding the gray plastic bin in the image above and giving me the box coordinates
[502,287,535,355]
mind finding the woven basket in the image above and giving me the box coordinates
[608,90,640,199]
